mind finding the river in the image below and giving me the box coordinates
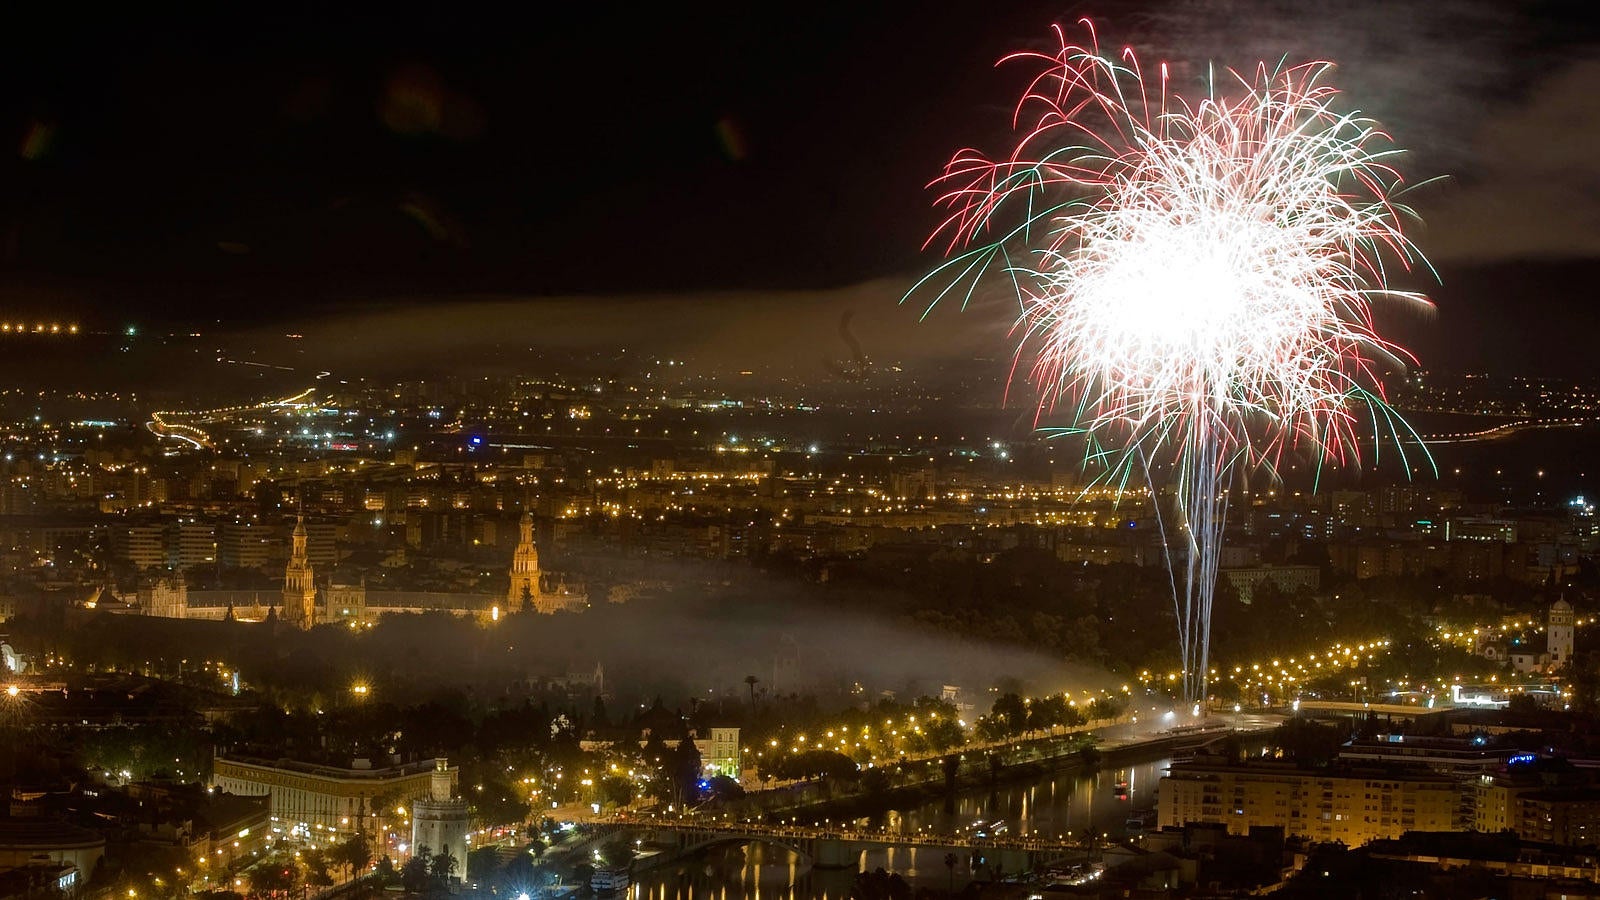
[624,754,1174,899]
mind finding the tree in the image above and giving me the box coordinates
[598,839,635,869]
[333,832,372,881]
[1086,696,1124,722]
[303,848,334,887]
[990,693,1028,738]
[247,859,299,898]
[862,766,890,797]
[744,674,760,708]
[400,847,432,893]
[597,775,634,808]
[921,716,964,752]
[469,773,532,828]
[776,750,858,782]
[670,738,703,805]
[500,853,537,892]
[466,847,501,883]
[367,788,404,833]
[974,715,1008,743]
[429,847,458,883]
[704,774,743,802]
[1027,695,1070,733]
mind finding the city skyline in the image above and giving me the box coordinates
[4,6,1600,899]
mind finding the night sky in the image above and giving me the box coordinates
[0,2,1597,372]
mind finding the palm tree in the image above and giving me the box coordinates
[744,674,759,708]
[429,848,457,883]
[334,833,371,881]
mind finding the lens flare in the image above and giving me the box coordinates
[912,21,1434,703]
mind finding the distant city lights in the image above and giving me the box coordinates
[1,322,80,335]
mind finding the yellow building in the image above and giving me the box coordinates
[1515,789,1600,846]
[1474,775,1537,835]
[1159,758,1458,846]
[700,727,742,780]
[1475,775,1600,846]
[211,756,451,839]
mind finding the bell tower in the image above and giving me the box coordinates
[282,516,317,628]
[507,512,541,612]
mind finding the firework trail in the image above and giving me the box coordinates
[912,21,1434,703]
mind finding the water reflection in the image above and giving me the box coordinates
[885,755,1172,843]
[628,757,1173,899]
[628,842,857,900]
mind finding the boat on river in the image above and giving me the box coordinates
[589,865,630,894]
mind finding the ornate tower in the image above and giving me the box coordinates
[1549,598,1575,671]
[282,516,317,629]
[411,759,468,882]
[507,513,541,612]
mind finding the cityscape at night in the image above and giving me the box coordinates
[2,4,1600,899]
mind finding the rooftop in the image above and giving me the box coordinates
[0,818,105,849]
[214,755,442,781]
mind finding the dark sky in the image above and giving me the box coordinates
[0,5,1038,305]
[0,3,1597,371]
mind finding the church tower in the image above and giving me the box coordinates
[282,516,318,629]
[507,512,542,612]
[1549,598,1575,671]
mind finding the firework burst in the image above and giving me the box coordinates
[913,21,1434,703]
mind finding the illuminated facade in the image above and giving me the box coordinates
[324,580,368,624]
[699,727,742,780]
[410,759,470,880]
[1220,564,1320,605]
[282,516,317,628]
[1159,758,1457,845]
[138,574,188,619]
[211,755,449,838]
[1549,598,1575,671]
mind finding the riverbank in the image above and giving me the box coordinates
[726,722,1265,826]
[617,727,1278,898]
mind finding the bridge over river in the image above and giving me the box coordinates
[593,817,1088,877]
